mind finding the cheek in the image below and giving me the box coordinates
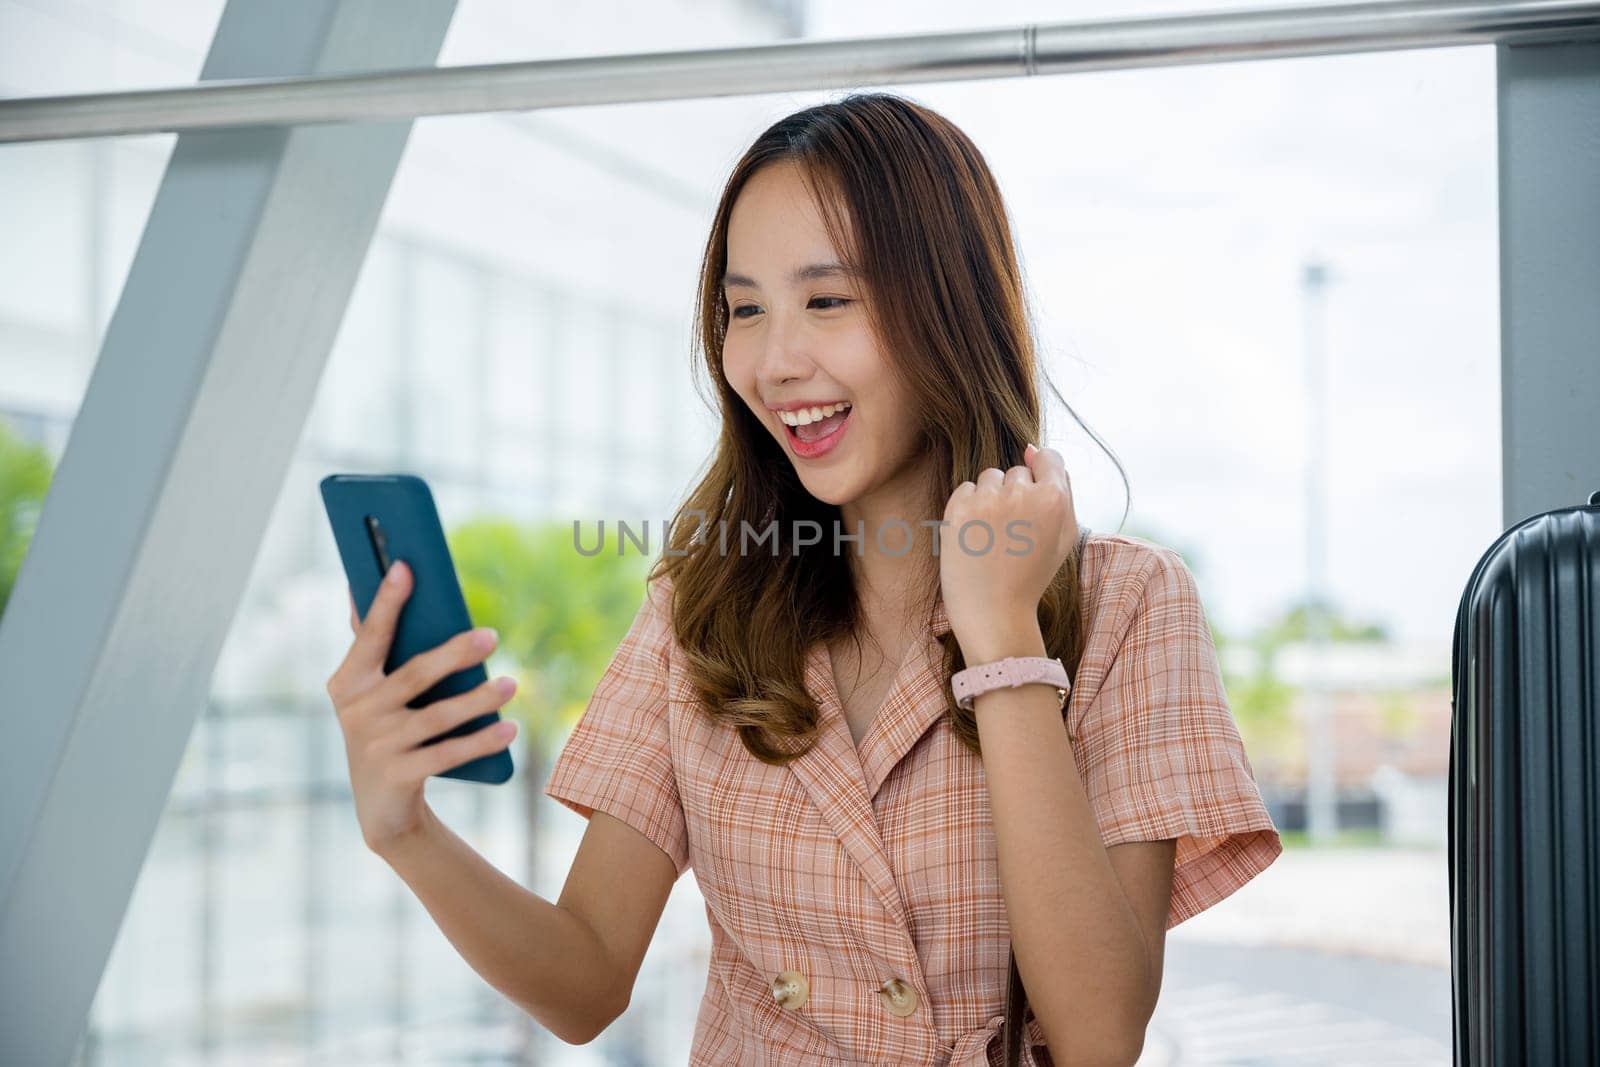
[720,346,758,401]
[719,342,742,384]
[871,382,920,451]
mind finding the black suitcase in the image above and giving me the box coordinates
[1449,489,1600,1065]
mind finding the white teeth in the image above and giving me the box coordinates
[778,401,850,426]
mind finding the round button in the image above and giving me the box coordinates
[771,970,809,1011]
[877,977,919,1017]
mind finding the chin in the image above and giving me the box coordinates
[794,470,860,509]
[799,481,854,508]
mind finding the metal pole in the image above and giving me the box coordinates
[1301,261,1340,846]
[1498,37,1600,528]
[2,0,1597,144]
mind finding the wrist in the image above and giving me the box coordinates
[956,617,1046,665]
[373,804,441,868]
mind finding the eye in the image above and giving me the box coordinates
[728,297,852,321]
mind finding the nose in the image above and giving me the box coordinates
[754,311,815,390]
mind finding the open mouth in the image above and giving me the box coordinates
[779,403,852,457]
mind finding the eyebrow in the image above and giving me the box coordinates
[720,262,860,289]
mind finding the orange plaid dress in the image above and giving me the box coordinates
[544,530,1282,1066]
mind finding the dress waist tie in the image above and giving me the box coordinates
[948,1012,1016,1067]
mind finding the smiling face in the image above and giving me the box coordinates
[721,161,926,512]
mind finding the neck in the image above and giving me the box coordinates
[838,470,940,627]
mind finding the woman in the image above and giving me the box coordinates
[328,92,1281,1066]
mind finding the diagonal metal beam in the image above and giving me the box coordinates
[0,1,457,1062]
[1,0,1598,144]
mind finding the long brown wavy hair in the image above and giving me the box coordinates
[652,91,1128,763]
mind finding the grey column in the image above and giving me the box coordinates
[0,2,456,1063]
[1497,36,1600,529]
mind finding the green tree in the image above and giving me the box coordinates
[1266,596,1389,643]
[1220,636,1299,764]
[444,515,654,929]
[1111,519,1296,762]
[0,421,54,621]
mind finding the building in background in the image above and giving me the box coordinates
[1222,639,1454,848]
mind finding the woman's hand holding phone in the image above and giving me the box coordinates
[324,559,520,855]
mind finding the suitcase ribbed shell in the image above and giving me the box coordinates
[1450,491,1600,1065]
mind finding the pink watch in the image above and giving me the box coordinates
[951,656,1071,711]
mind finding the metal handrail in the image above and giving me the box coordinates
[0,0,1597,143]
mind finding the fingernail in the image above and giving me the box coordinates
[495,676,516,697]
[474,627,497,649]
[387,561,406,584]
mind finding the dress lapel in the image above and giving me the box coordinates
[858,592,953,799]
[786,640,910,932]
[782,596,955,932]
[854,635,949,800]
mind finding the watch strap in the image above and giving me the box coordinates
[951,655,1070,711]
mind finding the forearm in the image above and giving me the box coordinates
[966,624,1153,1065]
[376,803,621,1045]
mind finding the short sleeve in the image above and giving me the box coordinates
[1071,547,1282,928]
[543,576,690,880]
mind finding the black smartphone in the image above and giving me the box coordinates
[319,473,513,785]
